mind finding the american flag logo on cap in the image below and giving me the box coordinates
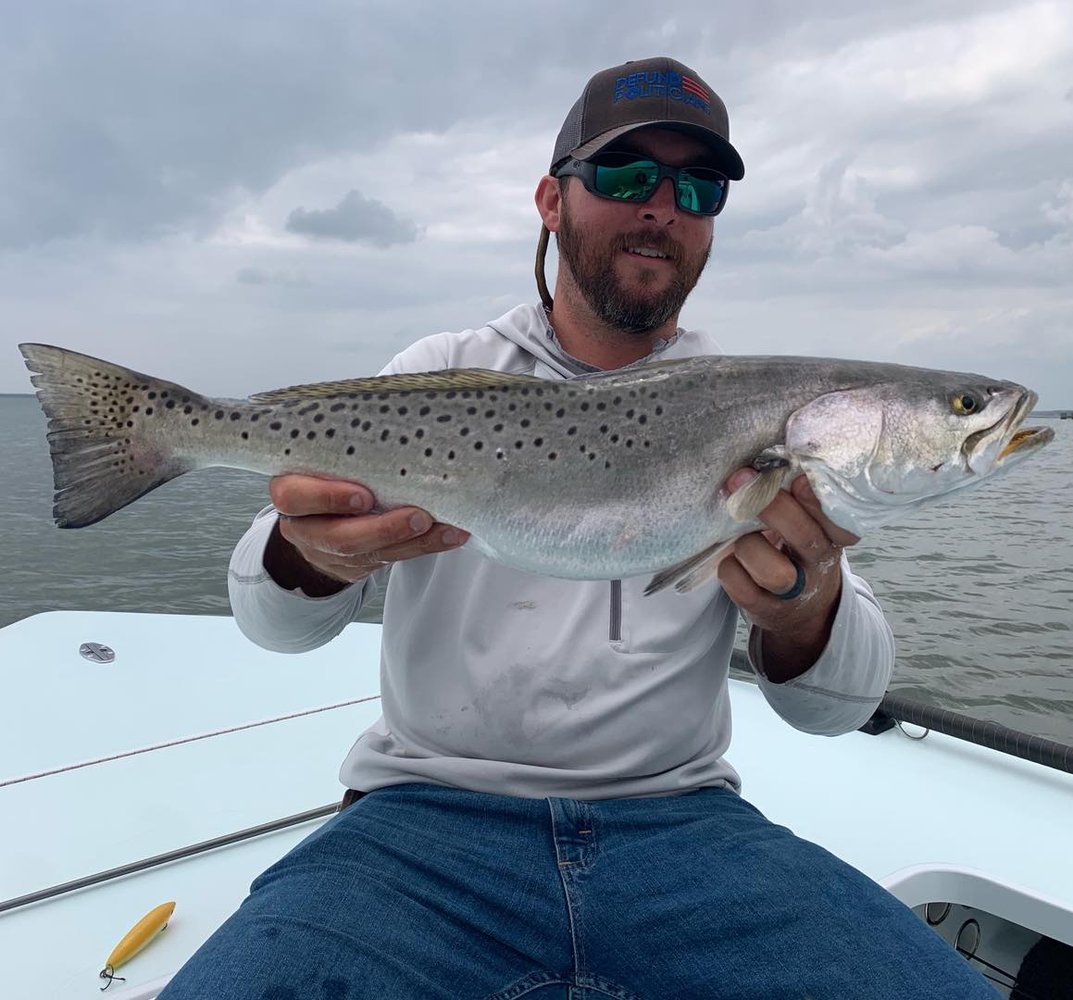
[681,77,710,103]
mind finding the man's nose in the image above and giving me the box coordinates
[638,177,679,225]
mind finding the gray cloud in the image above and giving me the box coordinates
[1,0,1070,410]
[236,266,311,287]
[285,190,418,246]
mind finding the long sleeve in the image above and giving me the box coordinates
[227,504,383,653]
[749,554,894,735]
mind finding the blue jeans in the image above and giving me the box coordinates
[159,784,998,999]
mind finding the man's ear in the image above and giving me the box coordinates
[535,175,563,232]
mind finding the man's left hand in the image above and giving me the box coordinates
[718,469,861,682]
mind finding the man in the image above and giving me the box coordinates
[160,58,997,998]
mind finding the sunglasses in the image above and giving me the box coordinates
[555,151,730,216]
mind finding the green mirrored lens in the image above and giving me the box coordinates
[677,170,725,213]
[593,160,659,202]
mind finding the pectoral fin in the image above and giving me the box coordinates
[644,540,736,596]
[725,453,794,523]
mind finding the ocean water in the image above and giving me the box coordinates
[2,394,1071,743]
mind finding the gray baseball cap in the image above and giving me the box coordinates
[550,56,744,179]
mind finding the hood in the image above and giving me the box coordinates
[485,303,726,381]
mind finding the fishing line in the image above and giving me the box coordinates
[0,695,380,789]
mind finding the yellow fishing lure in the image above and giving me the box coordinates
[99,901,175,989]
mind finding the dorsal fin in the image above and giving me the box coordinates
[249,368,547,403]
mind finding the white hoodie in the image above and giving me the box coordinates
[228,304,895,799]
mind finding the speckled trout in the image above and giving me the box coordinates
[18,343,1052,594]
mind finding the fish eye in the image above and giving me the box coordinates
[951,392,980,415]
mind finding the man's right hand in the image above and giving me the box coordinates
[262,474,470,597]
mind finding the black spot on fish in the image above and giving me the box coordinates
[548,452,557,460]
[556,408,565,418]
[515,441,523,449]
[397,406,408,416]
[350,418,361,428]
[485,410,496,418]
[148,391,157,400]
[474,441,483,450]
[214,410,223,419]
[183,405,192,414]
[600,425,608,434]
[380,429,390,441]
[290,429,300,439]
[415,428,425,439]
[325,428,335,438]
[191,418,199,426]
[567,427,577,436]
[145,407,154,415]
[626,409,635,419]
[330,403,346,412]
[638,415,647,424]
[437,414,451,423]
[399,435,409,445]
[580,402,590,411]
[419,406,431,416]
[241,431,249,440]
[655,406,664,416]
[613,396,622,405]
[306,431,316,440]
[165,400,175,409]
[520,418,531,428]
[270,421,282,430]
[459,427,469,437]
[314,413,325,423]
[494,423,504,432]
[379,405,390,414]
[610,434,620,443]
[447,450,455,460]
[399,469,406,476]
[346,446,355,455]
[362,421,372,432]
[230,412,241,421]
[424,447,433,457]
[467,406,477,415]
[534,437,543,447]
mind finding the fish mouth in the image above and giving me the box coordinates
[966,390,1054,470]
[998,424,1053,460]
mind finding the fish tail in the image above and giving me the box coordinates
[18,343,200,528]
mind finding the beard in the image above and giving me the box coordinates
[555,199,711,336]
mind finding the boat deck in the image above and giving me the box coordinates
[2,611,1071,999]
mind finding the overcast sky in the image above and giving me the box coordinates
[1,0,1070,406]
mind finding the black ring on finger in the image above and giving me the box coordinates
[773,561,806,601]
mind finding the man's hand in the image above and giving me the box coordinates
[718,470,860,683]
[262,475,469,597]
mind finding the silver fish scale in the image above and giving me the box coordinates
[190,364,737,579]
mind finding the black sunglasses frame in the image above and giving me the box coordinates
[554,154,730,217]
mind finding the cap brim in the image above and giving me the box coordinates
[566,120,745,180]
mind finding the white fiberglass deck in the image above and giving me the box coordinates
[1,611,1071,999]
